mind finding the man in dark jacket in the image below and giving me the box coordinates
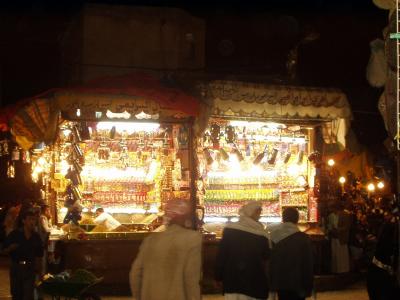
[2,210,44,300]
[215,201,270,300]
[269,207,313,300]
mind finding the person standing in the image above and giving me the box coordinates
[38,205,57,271]
[326,202,351,273]
[2,210,44,300]
[215,201,270,300]
[269,207,313,300]
[129,199,202,300]
[366,209,399,300]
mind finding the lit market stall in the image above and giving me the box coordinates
[8,74,200,291]
[196,80,352,235]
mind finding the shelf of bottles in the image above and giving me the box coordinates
[199,120,311,221]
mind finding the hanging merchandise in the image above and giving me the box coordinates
[225,125,235,144]
[268,148,279,165]
[203,148,214,165]
[79,122,91,140]
[7,161,15,178]
[178,125,188,148]
[22,150,31,164]
[219,148,229,161]
[72,125,82,143]
[210,124,221,148]
[11,146,20,161]
[297,146,305,165]
[283,151,291,164]
[3,140,8,155]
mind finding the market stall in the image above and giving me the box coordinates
[10,74,199,235]
[196,80,352,236]
[7,74,201,291]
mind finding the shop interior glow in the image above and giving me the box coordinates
[81,166,148,181]
[96,121,160,133]
[207,169,277,180]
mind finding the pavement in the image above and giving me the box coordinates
[0,256,369,300]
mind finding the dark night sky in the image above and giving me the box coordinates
[0,0,390,149]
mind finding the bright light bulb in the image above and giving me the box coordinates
[339,176,346,184]
[367,183,375,192]
[38,157,47,166]
[327,159,335,167]
[377,181,384,189]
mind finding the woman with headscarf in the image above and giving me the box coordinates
[215,201,270,300]
[129,199,202,300]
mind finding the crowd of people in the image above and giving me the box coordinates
[0,192,399,300]
[130,200,314,300]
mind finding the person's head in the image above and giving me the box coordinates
[164,199,191,227]
[21,210,37,231]
[282,207,299,224]
[41,205,51,217]
[95,207,104,217]
[239,201,262,221]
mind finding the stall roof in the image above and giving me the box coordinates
[9,73,200,149]
[202,80,352,120]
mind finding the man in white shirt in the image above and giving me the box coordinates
[94,208,122,231]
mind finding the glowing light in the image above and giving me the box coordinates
[81,166,147,182]
[339,176,346,184]
[38,157,47,166]
[106,110,131,119]
[228,154,241,172]
[59,160,69,176]
[76,109,81,117]
[230,217,239,223]
[211,160,219,171]
[259,217,282,223]
[296,175,308,187]
[377,181,385,189]
[287,164,301,176]
[367,183,375,192]
[204,217,229,223]
[327,159,335,167]
[62,129,71,136]
[96,121,160,133]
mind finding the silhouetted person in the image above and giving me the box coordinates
[215,201,270,300]
[269,207,313,300]
[2,210,44,300]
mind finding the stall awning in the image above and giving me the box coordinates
[202,80,352,120]
[9,73,200,149]
[200,80,352,149]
